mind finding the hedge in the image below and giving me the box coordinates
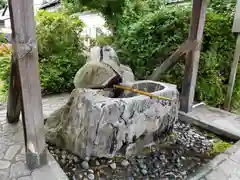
[113,6,237,108]
[0,11,87,95]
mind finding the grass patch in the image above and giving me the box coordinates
[209,140,232,156]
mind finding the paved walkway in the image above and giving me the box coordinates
[189,140,240,180]
[0,93,69,180]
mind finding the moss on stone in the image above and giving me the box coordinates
[209,140,232,156]
[141,147,152,154]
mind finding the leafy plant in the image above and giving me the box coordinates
[209,140,232,156]
[113,4,237,107]
[210,0,236,14]
[0,11,87,95]
[0,0,6,9]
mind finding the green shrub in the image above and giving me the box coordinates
[114,6,237,107]
[95,35,115,46]
[0,55,11,92]
[0,11,87,96]
[115,6,190,78]
[210,0,236,14]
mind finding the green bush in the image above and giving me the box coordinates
[0,11,87,95]
[114,6,237,107]
[115,6,190,78]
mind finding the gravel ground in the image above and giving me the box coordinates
[47,121,218,180]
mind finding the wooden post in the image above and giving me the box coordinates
[8,0,47,170]
[224,0,240,111]
[6,55,21,123]
[180,0,208,113]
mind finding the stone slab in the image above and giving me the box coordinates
[0,160,11,169]
[179,104,240,140]
[189,140,240,180]
[4,144,21,160]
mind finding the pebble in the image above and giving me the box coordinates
[95,160,100,166]
[48,121,215,180]
[139,163,147,170]
[81,161,89,169]
[109,162,117,170]
[121,159,130,167]
[88,174,95,180]
[141,169,148,175]
[85,156,90,161]
[88,169,94,174]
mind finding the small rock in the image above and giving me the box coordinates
[88,174,95,180]
[109,163,117,170]
[139,163,147,170]
[83,178,88,180]
[85,156,90,161]
[81,161,89,169]
[88,169,94,174]
[108,160,113,164]
[79,174,83,179]
[141,169,148,175]
[95,160,100,166]
[121,160,129,167]
[61,154,66,160]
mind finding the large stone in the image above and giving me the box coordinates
[45,80,179,159]
[73,46,134,89]
[119,64,135,83]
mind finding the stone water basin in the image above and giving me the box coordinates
[44,80,179,159]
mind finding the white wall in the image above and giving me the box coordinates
[77,12,111,46]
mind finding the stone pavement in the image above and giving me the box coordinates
[179,105,240,140]
[188,140,240,180]
[0,93,69,180]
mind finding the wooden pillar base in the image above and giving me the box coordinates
[26,148,48,170]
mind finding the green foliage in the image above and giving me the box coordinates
[113,4,237,107]
[61,0,125,32]
[0,11,87,96]
[95,35,115,46]
[0,55,11,93]
[210,0,236,14]
[209,140,232,156]
[60,0,91,15]
[0,0,6,9]
[36,11,87,94]
[115,6,191,78]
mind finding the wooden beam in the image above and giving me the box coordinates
[180,0,208,113]
[149,40,197,80]
[224,1,240,111]
[8,0,47,170]
[6,55,21,123]
[224,35,240,111]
